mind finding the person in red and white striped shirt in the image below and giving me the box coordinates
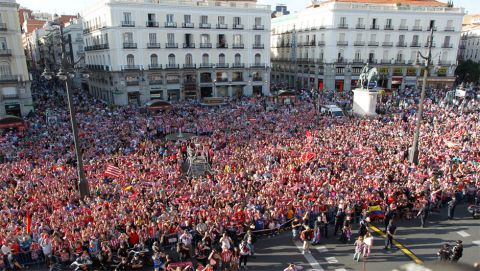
[220,247,233,271]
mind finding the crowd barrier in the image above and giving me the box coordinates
[10,249,45,268]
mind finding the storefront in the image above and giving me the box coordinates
[335,80,344,91]
[4,104,21,117]
[0,115,27,131]
[253,86,263,96]
[232,86,244,98]
[200,87,213,98]
[217,86,228,97]
[276,90,297,105]
[418,77,455,89]
[127,91,140,105]
[391,77,403,90]
[167,89,180,101]
[318,80,324,91]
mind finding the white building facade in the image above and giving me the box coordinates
[0,0,33,118]
[271,0,464,92]
[82,0,271,105]
[63,18,86,88]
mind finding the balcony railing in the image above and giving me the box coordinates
[442,43,453,48]
[121,21,135,27]
[75,37,83,42]
[368,59,378,64]
[232,77,244,82]
[183,43,195,48]
[336,58,348,64]
[232,43,244,49]
[318,41,325,46]
[384,25,394,30]
[337,41,348,46]
[395,59,405,64]
[84,44,109,51]
[444,26,455,32]
[165,64,180,69]
[410,42,422,47]
[200,63,214,68]
[148,64,163,70]
[253,25,264,30]
[232,63,245,68]
[396,42,407,47]
[439,60,451,65]
[0,75,19,82]
[216,63,229,68]
[200,23,211,29]
[0,49,12,56]
[368,41,379,46]
[370,25,379,30]
[200,43,212,48]
[165,43,178,48]
[251,63,266,68]
[382,42,393,47]
[216,43,228,48]
[166,79,180,84]
[412,26,422,31]
[216,24,228,29]
[427,26,437,31]
[149,80,163,85]
[183,63,196,69]
[354,41,365,46]
[338,24,348,29]
[146,21,159,27]
[122,65,142,70]
[425,42,436,48]
[381,59,391,64]
[355,24,365,29]
[126,81,139,86]
[216,78,228,83]
[0,23,7,31]
[165,22,177,28]
[233,24,244,29]
[398,26,408,31]
[2,94,19,100]
[182,22,194,28]
[252,44,264,49]
[147,43,161,48]
[123,42,137,49]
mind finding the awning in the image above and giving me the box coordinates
[145,100,173,110]
[0,116,26,129]
[277,90,296,97]
[417,77,455,83]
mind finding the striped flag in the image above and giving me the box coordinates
[25,210,31,234]
[105,164,122,178]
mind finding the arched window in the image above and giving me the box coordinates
[127,54,135,66]
[0,61,11,76]
[202,53,209,64]
[151,54,158,65]
[185,54,192,65]
[168,54,176,65]
[218,53,225,64]
[254,53,261,64]
[234,53,241,64]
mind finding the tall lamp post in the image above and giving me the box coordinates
[41,15,90,199]
[409,27,435,165]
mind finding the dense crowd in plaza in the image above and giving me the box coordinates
[0,78,479,271]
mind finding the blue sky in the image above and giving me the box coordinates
[17,0,479,15]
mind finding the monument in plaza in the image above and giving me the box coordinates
[352,63,381,116]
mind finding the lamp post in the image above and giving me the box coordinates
[409,27,434,165]
[41,15,90,199]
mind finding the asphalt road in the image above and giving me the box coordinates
[248,203,479,271]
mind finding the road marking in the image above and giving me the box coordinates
[325,257,338,264]
[335,269,348,271]
[457,231,471,237]
[293,240,325,271]
[316,246,328,253]
[473,240,480,246]
[368,224,423,264]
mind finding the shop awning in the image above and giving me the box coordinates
[277,90,296,97]
[145,100,173,111]
[0,115,26,129]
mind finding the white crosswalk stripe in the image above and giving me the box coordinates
[473,240,480,246]
[293,241,325,271]
[316,246,328,253]
[456,231,471,237]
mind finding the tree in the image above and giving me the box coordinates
[455,60,480,85]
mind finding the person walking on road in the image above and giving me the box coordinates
[334,209,346,236]
[451,240,463,262]
[363,232,373,258]
[384,220,397,250]
[437,244,452,261]
[292,218,302,240]
[300,226,314,254]
[353,236,364,262]
[416,203,429,228]
[448,198,457,219]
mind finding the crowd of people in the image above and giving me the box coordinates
[0,77,479,271]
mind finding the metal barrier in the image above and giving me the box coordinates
[161,233,179,250]
[12,249,45,268]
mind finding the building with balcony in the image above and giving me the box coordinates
[271,0,464,91]
[81,0,271,105]
[458,14,480,63]
[0,0,33,119]
[63,18,86,88]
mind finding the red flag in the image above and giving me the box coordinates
[105,164,122,178]
[51,165,65,172]
[301,152,315,162]
[306,130,312,138]
[25,211,31,234]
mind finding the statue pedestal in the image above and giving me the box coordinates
[353,88,379,116]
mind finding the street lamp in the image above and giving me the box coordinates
[409,27,435,165]
[41,15,90,199]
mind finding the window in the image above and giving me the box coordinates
[233,17,241,25]
[218,16,225,25]
[218,53,225,64]
[254,35,261,45]
[368,52,375,62]
[201,34,210,43]
[123,32,133,43]
[383,50,389,60]
[255,17,261,26]
[444,36,451,46]
[185,33,193,45]
[370,34,376,42]
[254,53,261,64]
[168,54,175,65]
[148,13,156,22]
[414,19,420,27]
[355,50,361,60]
[201,16,208,24]
[386,19,392,28]
[339,33,346,41]
[429,20,435,30]
[185,54,192,65]
[202,53,209,64]
[340,17,346,26]
[399,35,405,43]
[385,34,391,42]
[357,18,364,25]
[319,49,324,61]
[127,54,134,66]
[167,14,174,23]
[400,19,406,27]
[234,53,241,64]
[167,33,175,44]
[0,37,7,49]
[149,33,157,44]
[372,18,377,27]
[218,34,226,47]
[184,15,191,23]
[233,34,242,44]
[412,35,419,45]
[356,33,362,42]
[337,50,344,61]
[0,61,11,76]
[396,51,403,61]
[150,54,158,65]
[123,12,131,22]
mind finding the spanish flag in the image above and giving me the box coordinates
[368,205,385,219]
[25,210,31,235]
